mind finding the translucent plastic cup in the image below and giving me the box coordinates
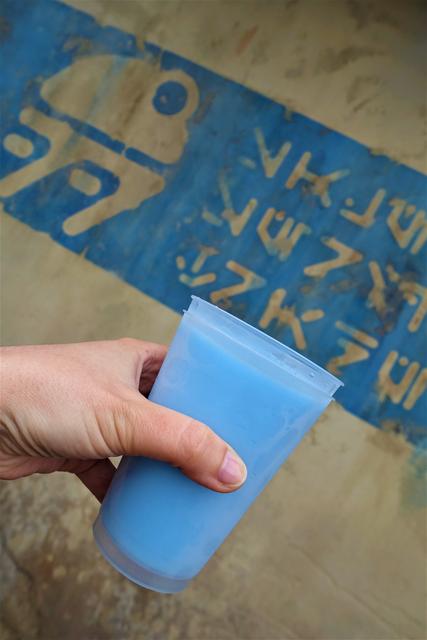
[94,296,342,592]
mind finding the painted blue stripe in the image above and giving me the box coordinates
[1,0,426,446]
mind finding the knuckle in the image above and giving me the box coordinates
[106,397,136,453]
[177,419,214,467]
[117,337,137,349]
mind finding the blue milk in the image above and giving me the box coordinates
[94,297,342,592]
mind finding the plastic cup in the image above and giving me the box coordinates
[94,296,342,592]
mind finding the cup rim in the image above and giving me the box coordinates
[184,296,343,398]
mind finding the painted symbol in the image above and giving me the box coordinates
[1,55,199,235]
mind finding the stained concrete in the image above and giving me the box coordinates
[1,1,426,639]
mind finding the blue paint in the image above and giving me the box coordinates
[1,0,426,445]
[97,298,338,590]
[152,81,188,116]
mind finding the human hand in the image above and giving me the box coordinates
[0,339,247,501]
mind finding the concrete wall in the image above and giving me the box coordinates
[1,1,426,638]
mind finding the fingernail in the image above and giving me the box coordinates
[218,450,247,486]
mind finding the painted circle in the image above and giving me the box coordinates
[152,81,188,116]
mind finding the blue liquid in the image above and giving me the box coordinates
[99,316,330,584]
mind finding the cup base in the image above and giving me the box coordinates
[93,516,191,593]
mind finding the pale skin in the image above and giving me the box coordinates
[0,339,247,501]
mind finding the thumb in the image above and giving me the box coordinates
[114,397,247,493]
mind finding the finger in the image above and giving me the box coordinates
[0,455,66,479]
[118,338,168,395]
[74,458,116,502]
[113,398,247,493]
[137,343,168,396]
[27,457,117,502]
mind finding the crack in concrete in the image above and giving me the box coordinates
[0,532,43,639]
[369,591,425,632]
[283,534,402,638]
